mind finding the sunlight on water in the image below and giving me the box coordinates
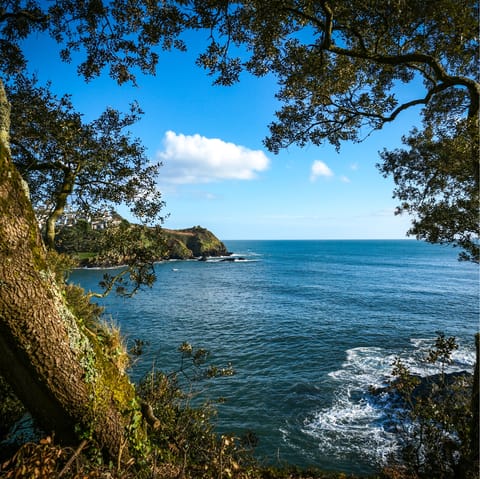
[70,240,478,475]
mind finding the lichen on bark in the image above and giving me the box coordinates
[0,78,147,462]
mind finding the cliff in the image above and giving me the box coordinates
[56,220,230,265]
[162,226,230,259]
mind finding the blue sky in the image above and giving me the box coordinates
[20,32,422,240]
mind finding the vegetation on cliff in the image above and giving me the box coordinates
[162,226,230,259]
[55,219,230,265]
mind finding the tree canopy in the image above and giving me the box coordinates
[0,0,187,83]
[188,0,479,260]
[1,0,477,259]
[378,119,478,262]
[7,75,163,249]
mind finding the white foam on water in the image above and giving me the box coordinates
[329,347,398,388]
[205,257,259,263]
[302,400,398,465]
[406,338,476,376]
[302,338,475,468]
[240,250,263,256]
[307,346,398,466]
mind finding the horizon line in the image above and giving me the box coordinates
[220,237,416,241]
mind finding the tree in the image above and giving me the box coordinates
[0,0,179,462]
[378,118,478,262]
[7,75,163,249]
[0,83,146,461]
[55,219,102,255]
[0,0,478,465]
[184,0,479,260]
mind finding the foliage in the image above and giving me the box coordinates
[384,334,476,478]
[1,2,477,259]
[56,219,230,297]
[0,436,370,479]
[0,1,188,84]
[55,220,103,256]
[44,249,80,284]
[1,437,65,479]
[136,343,242,478]
[57,221,232,262]
[7,75,164,249]
[138,342,310,479]
[378,118,478,262]
[58,218,171,297]
[64,283,105,331]
[90,222,167,297]
[163,226,231,258]
[0,436,137,478]
[185,0,480,260]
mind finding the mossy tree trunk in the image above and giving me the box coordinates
[471,333,479,467]
[44,167,77,249]
[0,80,144,461]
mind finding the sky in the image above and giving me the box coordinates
[19,31,423,240]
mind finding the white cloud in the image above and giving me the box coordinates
[340,175,351,183]
[157,131,270,184]
[310,160,334,182]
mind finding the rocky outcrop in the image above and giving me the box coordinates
[60,220,230,266]
[370,370,473,408]
[162,226,230,259]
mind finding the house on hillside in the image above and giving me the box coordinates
[90,211,123,230]
[35,206,123,231]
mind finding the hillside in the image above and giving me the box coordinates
[162,226,231,259]
[55,220,230,265]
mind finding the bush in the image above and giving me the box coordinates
[136,343,257,478]
[383,334,477,478]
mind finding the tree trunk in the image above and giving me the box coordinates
[471,333,479,466]
[0,81,144,461]
[44,169,76,250]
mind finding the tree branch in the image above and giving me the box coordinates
[87,269,129,299]
[331,81,458,125]
[0,9,46,26]
[283,3,480,119]
[140,402,160,430]
[319,1,334,48]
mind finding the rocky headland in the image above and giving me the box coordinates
[56,220,231,267]
[162,226,230,260]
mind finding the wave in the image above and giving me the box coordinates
[203,253,260,263]
[204,258,259,263]
[407,338,476,375]
[301,339,475,468]
[76,265,126,270]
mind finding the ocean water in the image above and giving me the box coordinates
[70,240,479,474]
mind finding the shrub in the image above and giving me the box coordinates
[384,334,476,478]
[136,343,257,478]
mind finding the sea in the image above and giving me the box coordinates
[70,239,479,475]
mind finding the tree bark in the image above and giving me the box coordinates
[471,333,479,466]
[44,169,76,249]
[0,81,144,461]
